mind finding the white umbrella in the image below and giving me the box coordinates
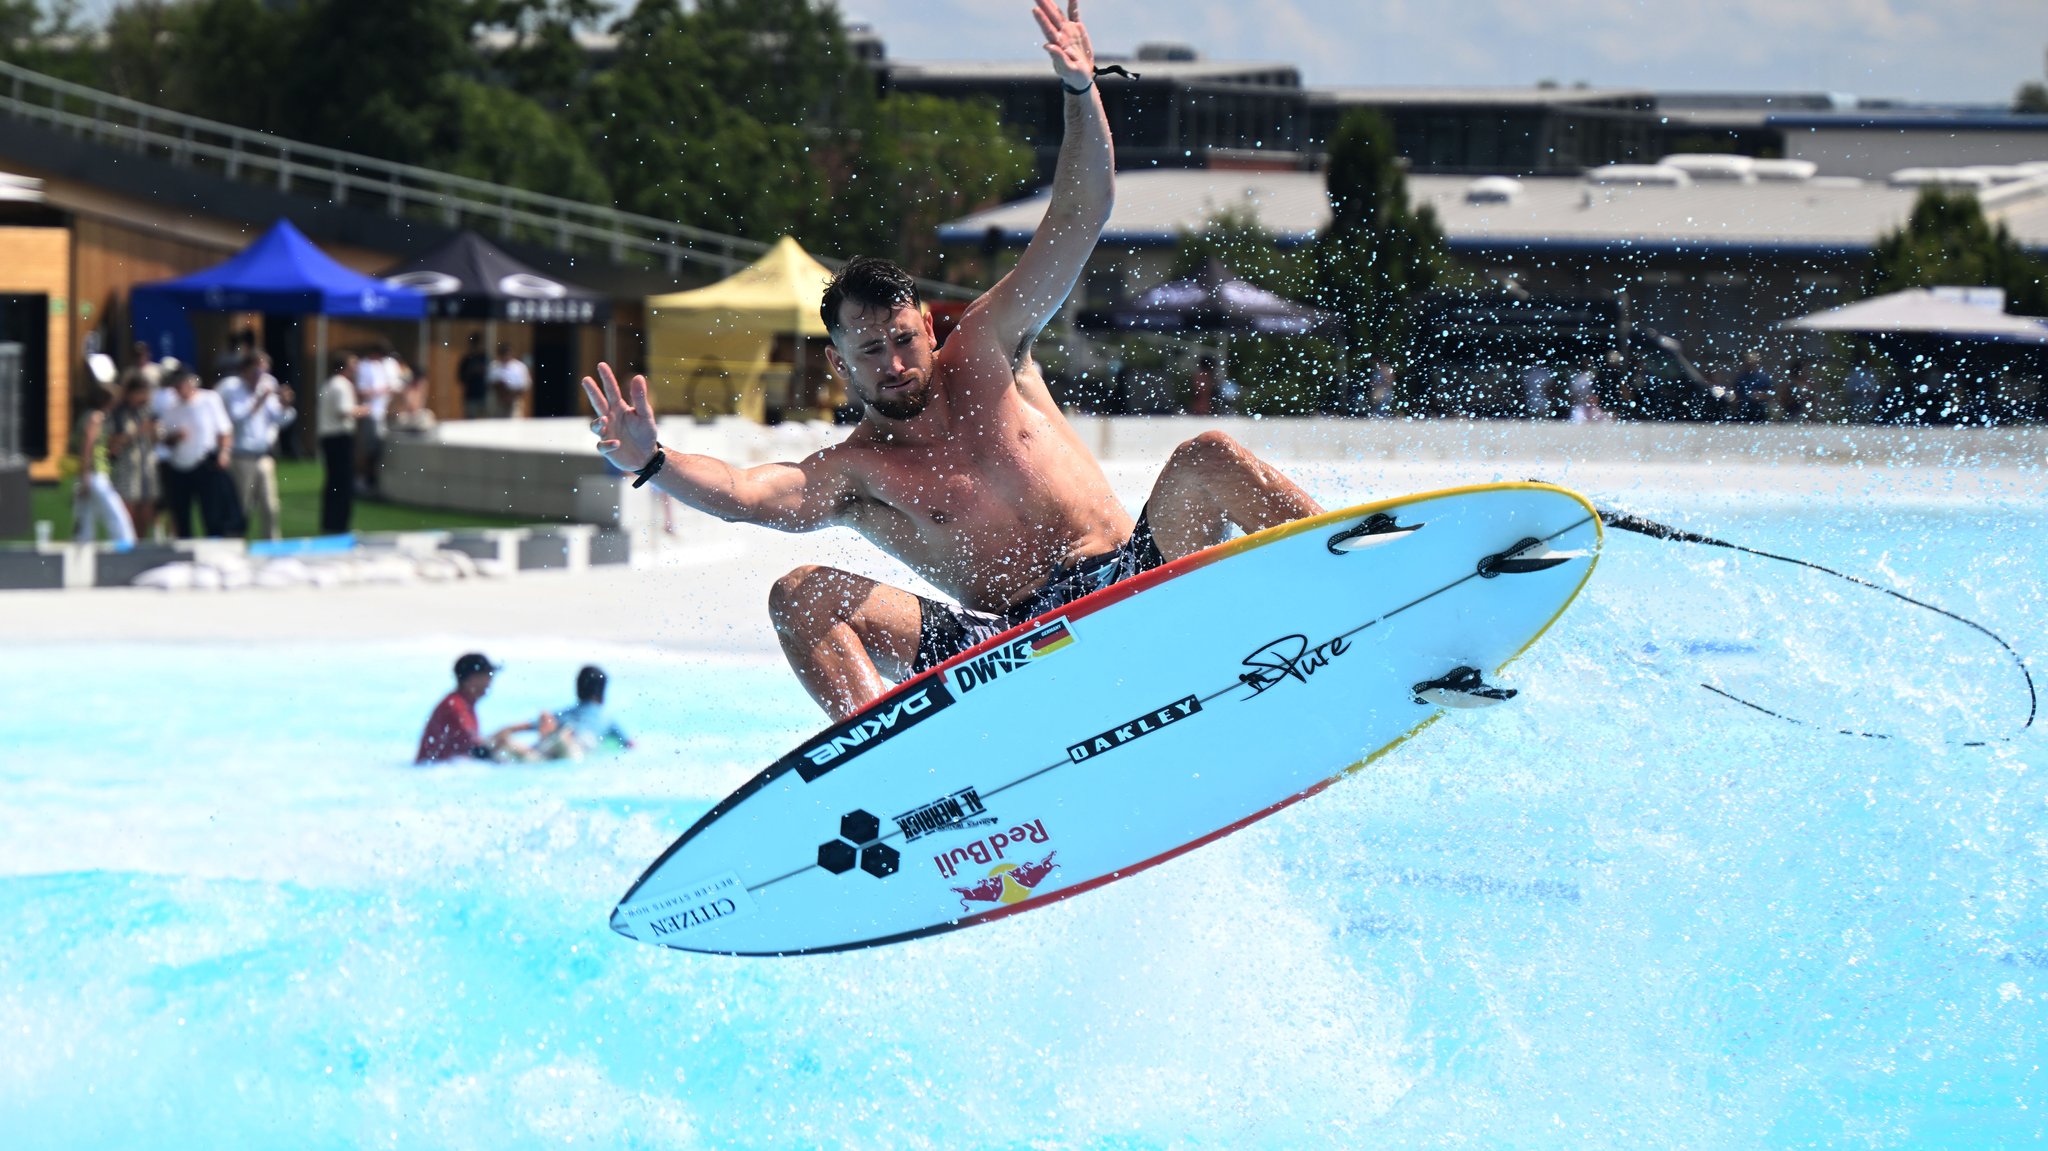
[1780,288,2048,344]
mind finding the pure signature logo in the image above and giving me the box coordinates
[1237,633,1353,699]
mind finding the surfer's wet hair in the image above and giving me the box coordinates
[821,257,921,338]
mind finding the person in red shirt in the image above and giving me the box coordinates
[416,653,552,764]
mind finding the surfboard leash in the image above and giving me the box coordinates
[1596,507,2038,745]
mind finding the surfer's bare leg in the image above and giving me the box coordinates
[769,565,924,720]
[1144,431,1323,560]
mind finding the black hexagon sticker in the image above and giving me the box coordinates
[859,843,900,878]
[840,809,881,845]
[817,839,857,874]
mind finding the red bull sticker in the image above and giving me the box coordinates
[615,871,753,942]
[932,818,1052,879]
[951,851,1060,911]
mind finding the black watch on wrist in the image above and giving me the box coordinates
[630,445,666,488]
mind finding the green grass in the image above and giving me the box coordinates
[9,459,534,542]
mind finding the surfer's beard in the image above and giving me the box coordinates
[867,377,932,421]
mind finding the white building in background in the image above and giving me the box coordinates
[938,159,2048,366]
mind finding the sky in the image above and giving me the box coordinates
[843,0,2048,105]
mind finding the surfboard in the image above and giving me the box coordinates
[612,481,1603,956]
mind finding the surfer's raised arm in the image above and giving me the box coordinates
[951,0,1114,379]
[581,363,852,532]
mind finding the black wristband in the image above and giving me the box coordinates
[1061,77,1093,95]
[630,444,666,488]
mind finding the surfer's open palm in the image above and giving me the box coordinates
[1033,0,1094,87]
[581,362,659,470]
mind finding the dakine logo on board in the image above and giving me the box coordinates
[949,618,1076,694]
[1067,694,1202,762]
[795,683,955,782]
[615,871,754,941]
[892,786,995,842]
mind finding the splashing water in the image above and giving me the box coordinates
[1,497,2042,1149]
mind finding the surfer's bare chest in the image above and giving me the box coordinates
[857,417,1066,532]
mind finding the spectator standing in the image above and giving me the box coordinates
[317,354,365,535]
[106,377,159,538]
[1733,352,1774,423]
[1367,359,1397,417]
[1521,363,1557,419]
[389,368,439,435]
[1185,355,1219,416]
[157,368,239,538]
[458,333,490,420]
[1782,360,1817,422]
[1846,362,1880,423]
[216,353,297,540]
[117,340,163,398]
[488,343,531,418]
[71,384,137,546]
[353,346,390,495]
[1568,360,1612,424]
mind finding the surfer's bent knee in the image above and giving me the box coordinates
[768,565,845,629]
[1170,429,1247,471]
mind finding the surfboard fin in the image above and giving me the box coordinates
[1413,666,1518,708]
[1478,536,1587,578]
[1327,513,1423,555]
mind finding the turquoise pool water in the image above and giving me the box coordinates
[2,498,2043,1149]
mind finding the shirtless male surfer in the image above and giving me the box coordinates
[583,0,1324,720]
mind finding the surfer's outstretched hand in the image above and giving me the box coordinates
[581,362,659,471]
[1033,0,1094,88]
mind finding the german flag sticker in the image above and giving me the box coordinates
[1027,618,1075,658]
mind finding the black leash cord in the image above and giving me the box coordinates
[1597,508,2037,743]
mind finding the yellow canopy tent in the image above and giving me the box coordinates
[645,236,837,422]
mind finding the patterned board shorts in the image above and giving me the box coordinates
[912,509,1164,675]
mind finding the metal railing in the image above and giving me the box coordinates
[0,58,978,298]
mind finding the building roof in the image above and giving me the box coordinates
[1309,86,1652,108]
[1782,287,2048,342]
[887,58,1301,86]
[938,168,2048,254]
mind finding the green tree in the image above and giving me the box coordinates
[1870,187,2048,315]
[435,77,609,202]
[582,2,826,238]
[1,0,92,78]
[2017,81,2048,114]
[472,0,604,112]
[840,93,1035,275]
[1304,109,1454,388]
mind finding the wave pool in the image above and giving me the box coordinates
[2,494,2043,1149]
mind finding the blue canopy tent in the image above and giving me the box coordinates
[130,218,427,370]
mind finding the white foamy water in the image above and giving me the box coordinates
[2,496,2042,1149]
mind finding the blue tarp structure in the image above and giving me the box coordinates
[131,219,427,365]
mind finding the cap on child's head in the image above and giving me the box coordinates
[454,653,500,679]
[576,665,607,700]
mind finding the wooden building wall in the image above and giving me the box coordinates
[0,226,72,480]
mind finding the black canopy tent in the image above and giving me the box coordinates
[380,232,611,417]
[1075,260,1335,411]
[1076,260,1333,338]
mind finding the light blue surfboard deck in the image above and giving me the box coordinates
[612,482,1603,956]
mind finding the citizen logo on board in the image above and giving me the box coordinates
[794,683,955,782]
[949,618,1076,695]
[614,871,754,942]
[892,786,996,842]
[1067,694,1202,762]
